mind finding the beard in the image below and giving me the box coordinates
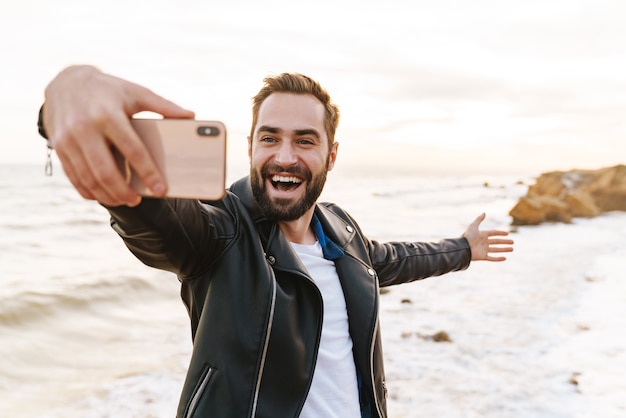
[251,159,329,222]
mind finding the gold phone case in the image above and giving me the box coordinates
[117,119,227,200]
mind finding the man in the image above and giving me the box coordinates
[38,66,513,417]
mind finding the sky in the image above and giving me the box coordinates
[1,0,625,175]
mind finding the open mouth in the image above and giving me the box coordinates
[270,175,303,192]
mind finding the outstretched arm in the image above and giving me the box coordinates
[41,65,195,207]
[462,213,514,262]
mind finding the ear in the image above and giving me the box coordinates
[247,136,252,159]
[327,142,339,171]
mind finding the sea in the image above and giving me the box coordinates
[1,162,625,418]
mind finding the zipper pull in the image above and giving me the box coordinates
[45,143,53,176]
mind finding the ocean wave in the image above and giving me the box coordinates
[0,276,161,327]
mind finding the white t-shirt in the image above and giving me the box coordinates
[290,240,361,418]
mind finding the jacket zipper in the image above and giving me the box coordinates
[250,266,277,417]
[369,276,386,418]
[369,317,385,417]
[185,366,215,418]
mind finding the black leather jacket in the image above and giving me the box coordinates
[106,176,471,418]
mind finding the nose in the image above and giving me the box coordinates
[274,141,298,166]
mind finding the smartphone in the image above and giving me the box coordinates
[116,118,227,200]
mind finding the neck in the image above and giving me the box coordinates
[277,207,316,244]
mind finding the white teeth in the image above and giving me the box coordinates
[271,175,302,184]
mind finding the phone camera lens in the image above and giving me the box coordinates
[198,126,219,137]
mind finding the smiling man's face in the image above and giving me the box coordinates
[248,92,338,221]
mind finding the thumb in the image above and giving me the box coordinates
[472,212,486,227]
[464,213,486,238]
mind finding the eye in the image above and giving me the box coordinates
[260,136,277,143]
[297,138,315,145]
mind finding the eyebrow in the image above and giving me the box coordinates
[294,129,320,138]
[257,125,321,139]
[257,125,280,134]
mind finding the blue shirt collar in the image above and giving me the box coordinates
[311,213,345,260]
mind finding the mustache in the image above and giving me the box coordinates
[261,163,312,181]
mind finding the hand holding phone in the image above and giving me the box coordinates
[116,119,227,200]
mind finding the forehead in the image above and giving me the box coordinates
[256,93,326,134]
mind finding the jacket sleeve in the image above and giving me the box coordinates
[368,237,471,287]
[105,197,235,279]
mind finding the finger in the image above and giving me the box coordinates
[100,113,167,197]
[488,238,514,245]
[55,121,143,206]
[486,255,508,262]
[126,82,195,119]
[57,120,140,206]
[81,133,142,205]
[63,114,142,205]
[59,143,121,205]
[117,85,195,196]
[486,230,510,237]
[57,150,96,201]
[488,247,514,253]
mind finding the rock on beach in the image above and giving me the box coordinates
[509,165,626,225]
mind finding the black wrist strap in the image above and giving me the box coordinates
[37,104,49,140]
[38,104,53,176]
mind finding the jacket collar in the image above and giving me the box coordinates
[229,176,267,224]
[228,176,354,258]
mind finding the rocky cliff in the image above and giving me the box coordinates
[509,165,626,225]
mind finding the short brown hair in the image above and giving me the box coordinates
[250,73,340,145]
